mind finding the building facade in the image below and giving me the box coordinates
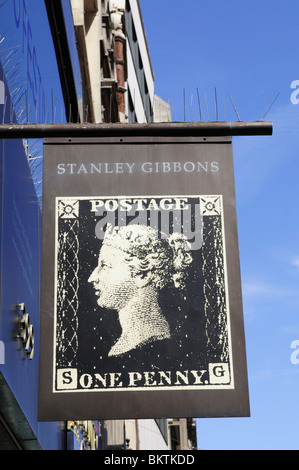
[0,0,197,450]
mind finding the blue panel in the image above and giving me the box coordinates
[0,1,70,449]
[37,421,65,450]
[0,94,41,433]
[0,62,65,451]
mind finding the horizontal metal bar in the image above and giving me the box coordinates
[0,121,273,138]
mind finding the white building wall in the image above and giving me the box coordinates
[125,419,169,450]
[154,94,172,122]
[137,420,169,450]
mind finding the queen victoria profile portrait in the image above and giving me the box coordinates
[88,224,193,358]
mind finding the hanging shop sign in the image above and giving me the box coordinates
[38,134,250,421]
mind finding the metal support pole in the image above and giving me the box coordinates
[0,121,272,139]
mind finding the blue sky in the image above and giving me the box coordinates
[140,0,299,450]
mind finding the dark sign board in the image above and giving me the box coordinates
[38,134,250,421]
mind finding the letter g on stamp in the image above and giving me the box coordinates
[209,363,230,385]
